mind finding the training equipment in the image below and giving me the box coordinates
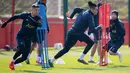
[36,0,50,68]
[37,29,50,68]
[55,58,65,64]
[3,45,11,51]
[98,0,110,66]
[54,43,63,50]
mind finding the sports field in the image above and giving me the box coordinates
[0,45,130,73]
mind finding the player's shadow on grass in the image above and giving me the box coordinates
[71,68,105,71]
[0,52,7,55]
[18,70,47,73]
[109,65,130,68]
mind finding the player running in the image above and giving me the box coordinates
[66,1,105,63]
[49,1,102,67]
[25,0,49,64]
[100,10,125,64]
[1,3,42,70]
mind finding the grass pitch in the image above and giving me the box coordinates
[0,45,130,73]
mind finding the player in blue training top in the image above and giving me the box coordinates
[25,0,49,65]
[101,10,125,64]
[49,1,102,67]
[1,3,42,70]
[66,1,103,63]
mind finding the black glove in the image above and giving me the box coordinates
[106,27,109,34]
[1,22,8,28]
[47,26,50,33]
[95,25,102,30]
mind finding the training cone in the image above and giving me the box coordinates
[55,58,65,64]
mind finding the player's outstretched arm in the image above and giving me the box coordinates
[1,15,21,28]
[69,8,84,19]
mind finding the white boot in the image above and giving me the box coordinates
[117,52,123,63]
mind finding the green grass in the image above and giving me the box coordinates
[0,45,130,73]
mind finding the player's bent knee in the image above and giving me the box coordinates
[89,40,94,46]
[90,42,94,47]
[32,42,37,48]
[109,50,114,55]
[22,52,29,60]
[17,44,25,50]
[22,55,28,61]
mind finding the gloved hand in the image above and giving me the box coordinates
[47,28,50,33]
[47,26,50,33]
[1,22,8,28]
[95,25,102,30]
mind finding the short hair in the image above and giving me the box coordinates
[88,1,97,8]
[111,10,119,17]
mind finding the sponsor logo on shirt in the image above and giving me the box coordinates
[26,24,35,28]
